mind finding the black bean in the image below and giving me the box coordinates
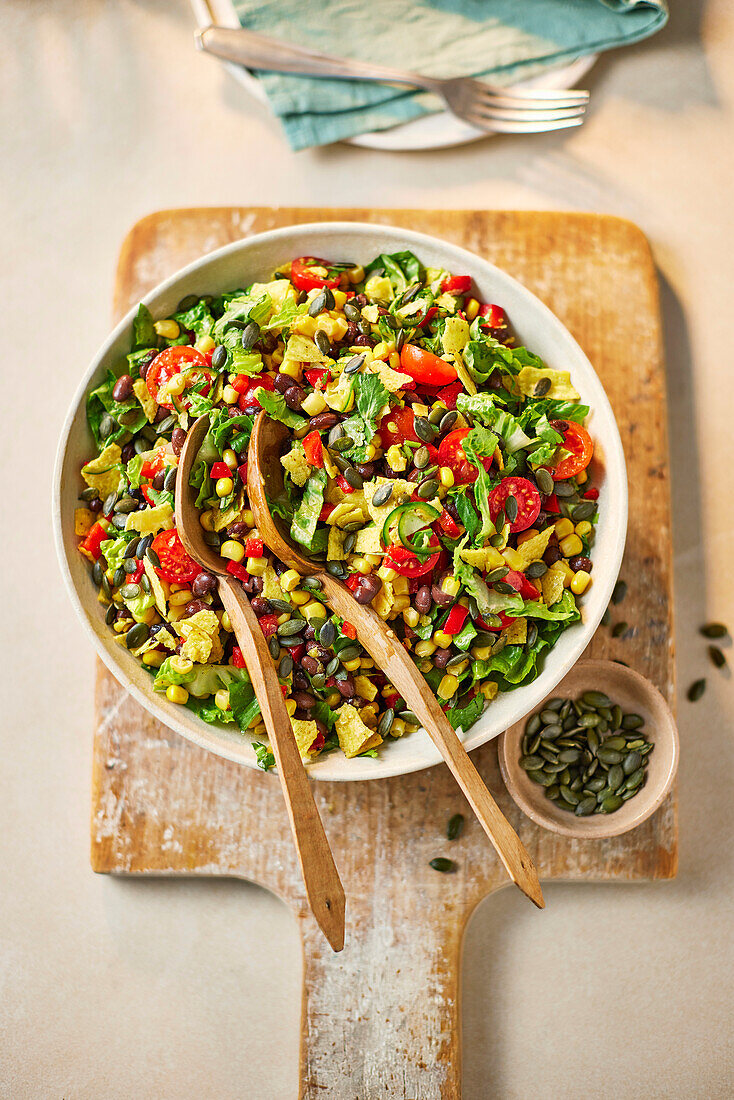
[291,691,316,710]
[113,373,134,403]
[171,427,187,456]
[250,597,272,618]
[569,556,593,573]
[353,574,383,605]
[433,648,451,669]
[283,386,305,411]
[192,571,217,597]
[336,677,355,698]
[415,585,432,614]
[273,372,293,394]
[308,412,339,431]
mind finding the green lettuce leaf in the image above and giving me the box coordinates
[291,469,327,548]
[229,676,262,733]
[365,250,423,294]
[255,388,306,430]
[446,692,485,732]
[172,299,214,339]
[132,304,157,351]
[460,424,498,542]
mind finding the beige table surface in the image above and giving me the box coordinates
[2,2,733,1097]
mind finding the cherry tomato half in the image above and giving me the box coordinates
[488,476,541,534]
[290,257,341,293]
[384,537,441,578]
[237,373,275,412]
[550,420,594,480]
[145,346,213,410]
[441,275,472,295]
[151,528,202,585]
[438,428,493,485]
[502,568,542,602]
[376,406,419,449]
[399,344,458,386]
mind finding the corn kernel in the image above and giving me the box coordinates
[480,682,496,700]
[365,554,382,567]
[417,658,432,672]
[576,469,588,485]
[166,684,189,705]
[214,689,230,712]
[450,659,469,676]
[155,319,180,340]
[364,443,377,461]
[342,657,361,672]
[464,297,480,322]
[220,540,244,563]
[247,711,262,730]
[471,644,493,660]
[380,567,398,583]
[169,590,193,607]
[392,596,410,614]
[502,547,524,571]
[439,467,455,488]
[286,698,297,717]
[438,674,459,700]
[403,608,420,629]
[170,655,193,675]
[575,520,592,537]
[242,509,255,527]
[290,590,310,606]
[301,390,328,416]
[551,560,574,586]
[199,510,215,532]
[441,576,461,598]
[414,640,437,658]
[302,601,326,620]
[352,557,371,575]
[389,351,401,371]
[196,334,216,354]
[390,717,406,738]
[276,613,290,625]
[433,630,452,648]
[332,289,347,309]
[142,650,165,667]
[137,606,157,626]
[165,373,186,397]
[372,341,390,361]
[280,569,301,592]
[279,360,301,380]
[247,556,267,576]
[326,691,341,707]
[560,533,584,558]
[570,570,592,596]
[113,619,128,634]
[359,658,374,670]
[250,723,266,740]
[555,518,574,539]
[347,265,365,284]
[222,384,239,405]
[221,448,238,469]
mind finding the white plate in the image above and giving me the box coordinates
[191,0,597,152]
[54,222,627,782]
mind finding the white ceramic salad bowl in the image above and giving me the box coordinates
[53,222,627,781]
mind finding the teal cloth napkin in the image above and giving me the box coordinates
[232,0,668,150]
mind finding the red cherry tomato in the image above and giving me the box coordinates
[399,344,458,386]
[550,420,594,480]
[488,476,541,533]
[150,529,202,584]
[231,646,246,668]
[377,406,419,449]
[438,428,493,485]
[302,430,324,468]
[435,380,464,411]
[441,275,472,295]
[237,373,275,412]
[502,568,542,602]
[436,509,461,538]
[290,257,341,292]
[140,444,168,480]
[304,367,330,388]
[384,536,441,578]
[145,346,212,410]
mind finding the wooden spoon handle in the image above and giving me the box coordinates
[217,577,346,949]
[316,573,544,908]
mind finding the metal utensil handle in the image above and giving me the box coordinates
[195,25,433,91]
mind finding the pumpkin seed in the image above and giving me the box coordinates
[601,794,623,813]
[495,509,506,530]
[527,769,555,787]
[527,623,539,648]
[314,330,332,357]
[395,328,407,353]
[708,645,726,669]
[525,713,542,736]
[311,674,327,690]
[125,622,149,649]
[597,747,624,765]
[446,813,465,841]
[601,608,611,627]
[303,575,323,591]
[612,621,629,638]
[343,467,363,490]
[265,635,278,659]
[330,436,353,454]
[611,579,627,604]
[338,644,360,661]
[413,446,431,470]
[414,417,436,443]
[505,495,519,524]
[99,413,115,440]
[553,481,576,498]
[372,482,394,507]
[211,344,227,370]
[318,620,336,648]
[429,857,456,873]
[578,713,601,728]
[520,754,544,771]
[687,678,706,702]
[587,775,606,793]
[547,785,561,801]
[146,548,161,568]
[417,478,439,500]
[559,785,580,806]
[326,560,348,578]
[534,377,551,397]
[439,411,458,433]
[546,698,565,712]
[489,533,504,548]
[343,353,366,375]
[278,619,306,638]
[558,748,581,764]
[120,583,141,599]
[542,723,562,740]
[624,768,646,790]
[575,796,597,816]
[493,580,516,595]
[607,764,624,791]
[582,690,610,708]
[622,751,642,775]
[105,603,116,625]
[485,567,509,584]
[308,289,327,316]
[344,301,361,322]
[123,559,138,575]
[700,622,729,639]
[278,653,293,678]
[535,467,554,496]
[525,560,547,579]
[377,708,394,739]
[572,501,596,521]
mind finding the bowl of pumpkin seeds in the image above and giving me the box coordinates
[498,659,679,838]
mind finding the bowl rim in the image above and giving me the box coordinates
[497,659,679,838]
[53,220,628,782]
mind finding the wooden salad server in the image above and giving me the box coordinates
[249,414,545,909]
[175,415,346,950]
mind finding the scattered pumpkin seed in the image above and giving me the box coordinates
[612,621,629,638]
[708,645,726,669]
[446,813,465,841]
[700,622,729,639]
[429,857,456,873]
[687,678,706,702]
[611,579,627,604]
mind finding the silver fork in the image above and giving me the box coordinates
[195,26,589,135]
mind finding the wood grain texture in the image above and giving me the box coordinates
[94,208,676,1100]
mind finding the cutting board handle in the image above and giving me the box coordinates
[298,896,479,1098]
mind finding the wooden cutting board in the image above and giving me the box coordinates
[92,208,676,1099]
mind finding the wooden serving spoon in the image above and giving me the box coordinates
[249,414,545,909]
[175,415,346,950]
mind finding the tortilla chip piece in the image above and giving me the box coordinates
[363,476,413,527]
[372,577,395,620]
[326,501,367,528]
[291,719,321,760]
[74,508,95,537]
[327,528,347,561]
[541,567,565,607]
[516,366,580,401]
[81,443,123,499]
[286,333,329,364]
[125,502,174,536]
[179,630,212,663]
[354,525,384,556]
[143,557,168,616]
[174,610,222,664]
[133,377,158,423]
[334,704,381,758]
[515,527,554,571]
[385,444,407,472]
[262,563,287,603]
[459,546,506,571]
[483,681,499,702]
[211,489,246,532]
[281,445,310,488]
[502,618,528,646]
[354,675,378,702]
[372,361,413,393]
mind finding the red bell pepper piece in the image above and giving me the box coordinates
[231,646,246,669]
[226,560,249,583]
[302,430,324,468]
[382,691,401,710]
[78,519,110,562]
[418,306,439,327]
[584,487,599,501]
[441,275,472,295]
[336,475,355,494]
[478,303,508,328]
[345,575,361,593]
[342,621,357,640]
[443,604,470,636]
[319,503,335,521]
[503,568,541,601]
[543,492,560,514]
[237,462,248,483]
[245,537,264,557]
[437,509,461,538]
[237,374,275,411]
[258,613,280,638]
[210,461,231,480]
[308,730,325,753]
[288,643,305,664]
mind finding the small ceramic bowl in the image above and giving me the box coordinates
[498,659,678,838]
